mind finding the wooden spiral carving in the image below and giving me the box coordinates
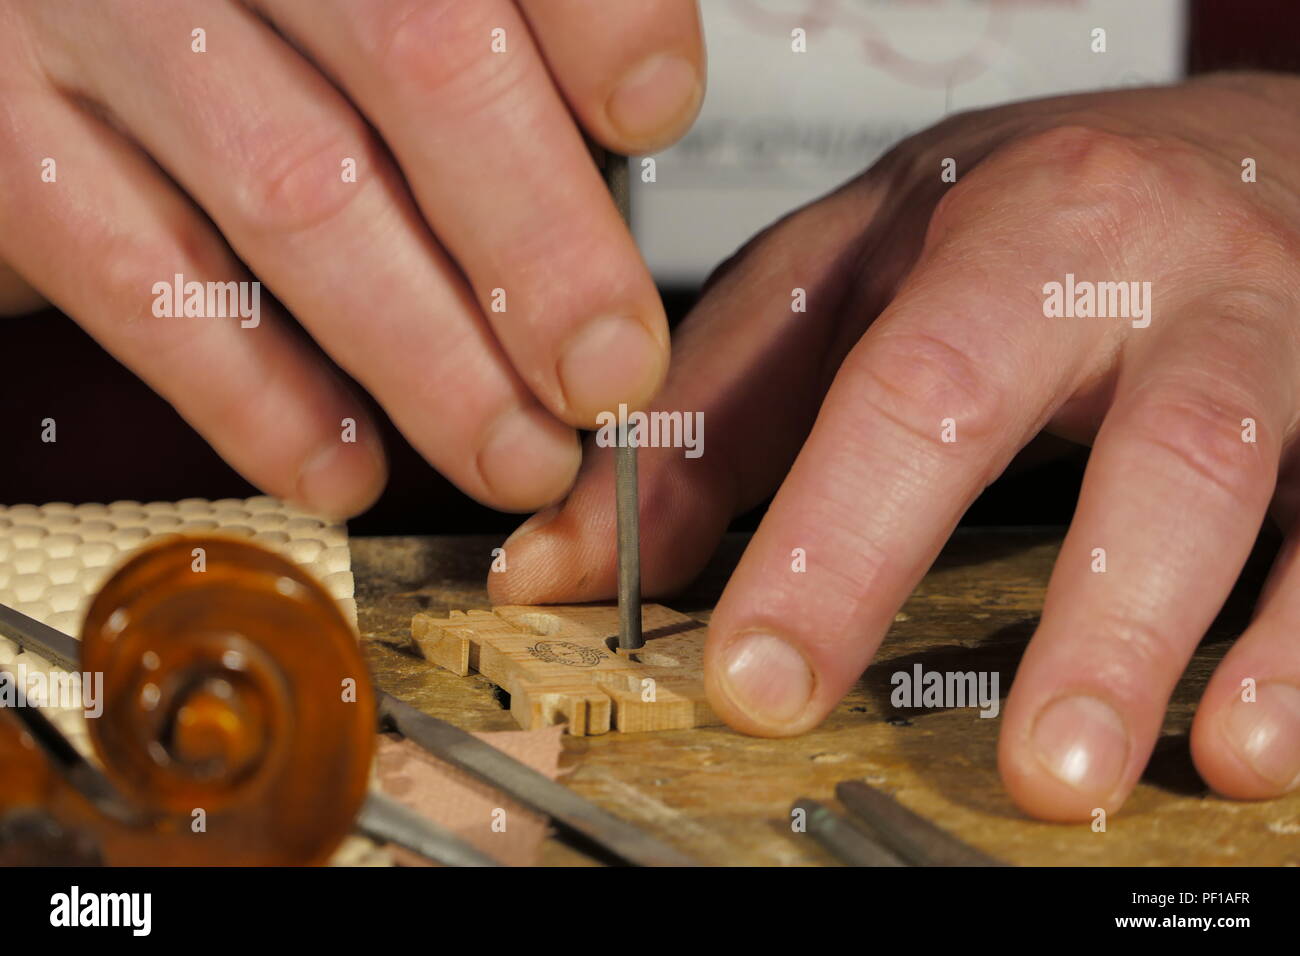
[0,536,374,865]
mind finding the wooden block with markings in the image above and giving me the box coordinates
[410,604,720,735]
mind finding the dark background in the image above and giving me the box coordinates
[1,0,1295,536]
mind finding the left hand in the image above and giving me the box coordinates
[490,73,1300,819]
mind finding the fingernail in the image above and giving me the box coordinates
[557,315,665,424]
[1031,695,1128,794]
[503,504,562,547]
[1224,682,1300,790]
[478,406,580,510]
[296,436,385,519]
[719,632,813,725]
[607,53,701,145]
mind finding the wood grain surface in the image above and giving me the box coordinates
[352,529,1300,867]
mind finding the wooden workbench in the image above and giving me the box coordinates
[352,529,1300,866]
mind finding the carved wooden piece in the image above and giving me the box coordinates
[411,604,719,735]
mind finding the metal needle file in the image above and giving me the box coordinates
[835,780,1006,867]
[378,692,695,866]
[615,434,642,652]
[792,797,905,868]
[601,151,643,653]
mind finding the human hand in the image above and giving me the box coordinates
[0,0,703,516]
[491,73,1300,818]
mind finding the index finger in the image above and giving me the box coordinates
[703,139,1129,734]
[253,0,671,427]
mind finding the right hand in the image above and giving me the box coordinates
[0,0,705,516]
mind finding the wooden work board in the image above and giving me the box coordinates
[352,530,1300,867]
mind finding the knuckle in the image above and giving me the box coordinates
[926,170,988,237]
[922,175,995,253]
[102,241,175,335]
[98,231,199,325]
[1000,122,1172,246]
[1198,293,1290,368]
[235,126,370,237]
[847,330,1007,445]
[1206,205,1300,279]
[95,223,247,348]
[798,546,892,646]
[925,178,968,237]
[1122,387,1271,499]
[369,0,524,111]
[1017,123,1154,184]
[1090,609,1183,684]
[817,523,893,611]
